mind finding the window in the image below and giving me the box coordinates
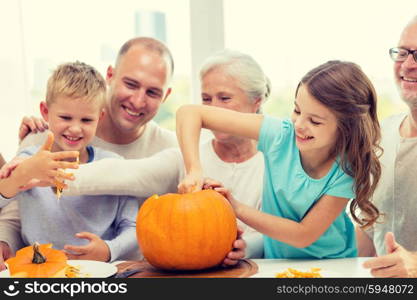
[0,0,191,159]
[1,0,416,160]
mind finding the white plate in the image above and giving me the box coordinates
[251,268,343,278]
[0,260,117,278]
[66,260,117,278]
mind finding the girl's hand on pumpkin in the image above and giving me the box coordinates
[203,179,245,214]
[0,157,57,189]
[63,232,111,262]
[177,171,204,193]
[0,241,12,271]
[202,178,224,190]
[213,187,240,211]
[16,152,78,189]
[222,227,246,267]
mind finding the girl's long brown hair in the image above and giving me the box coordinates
[296,60,382,228]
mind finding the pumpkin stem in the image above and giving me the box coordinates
[32,242,47,264]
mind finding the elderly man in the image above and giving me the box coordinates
[357,16,417,277]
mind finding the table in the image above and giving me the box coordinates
[251,257,373,277]
[112,257,374,278]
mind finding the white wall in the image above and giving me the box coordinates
[0,0,28,160]
[1,0,415,161]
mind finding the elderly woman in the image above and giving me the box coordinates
[2,50,271,259]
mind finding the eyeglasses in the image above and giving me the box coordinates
[389,47,417,63]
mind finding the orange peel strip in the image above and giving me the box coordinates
[275,267,322,278]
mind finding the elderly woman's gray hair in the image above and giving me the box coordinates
[199,49,271,108]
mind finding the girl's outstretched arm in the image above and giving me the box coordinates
[176,104,263,193]
[64,148,183,197]
[218,187,349,248]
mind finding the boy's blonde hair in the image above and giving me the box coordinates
[46,61,106,107]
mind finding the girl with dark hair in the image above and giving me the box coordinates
[176,60,382,259]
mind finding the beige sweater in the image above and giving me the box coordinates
[0,201,23,254]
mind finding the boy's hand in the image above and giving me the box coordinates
[63,232,111,262]
[222,227,246,267]
[177,171,204,194]
[202,177,224,190]
[0,241,12,271]
[19,116,48,142]
[19,132,79,185]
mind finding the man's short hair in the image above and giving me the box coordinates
[116,37,174,78]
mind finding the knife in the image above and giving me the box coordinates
[113,268,143,278]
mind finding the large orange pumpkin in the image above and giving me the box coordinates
[136,189,237,271]
[6,243,68,278]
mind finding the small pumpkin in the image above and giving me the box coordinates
[6,243,68,278]
[136,189,237,271]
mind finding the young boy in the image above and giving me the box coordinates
[0,62,139,263]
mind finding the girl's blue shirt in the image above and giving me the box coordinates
[257,116,357,259]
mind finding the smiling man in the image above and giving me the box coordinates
[20,37,177,158]
[91,37,177,158]
[357,16,417,277]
